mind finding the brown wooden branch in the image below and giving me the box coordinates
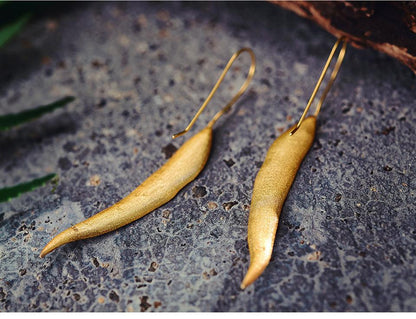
[272,1,416,74]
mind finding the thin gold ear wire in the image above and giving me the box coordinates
[290,38,347,135]
[313,40,347,118]
[172,47,256,139]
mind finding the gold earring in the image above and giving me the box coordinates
[241,38,347,289]
[40,48,256,258]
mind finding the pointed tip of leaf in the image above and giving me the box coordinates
[0,173,58,202]
[0,96,76,130]
[52,96,76,107]
[0,12,31,48]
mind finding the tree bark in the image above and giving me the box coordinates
[272,1,416,74]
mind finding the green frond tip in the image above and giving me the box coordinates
[0,96,75,131]
[0,13,31,48]
[0,173,57,203]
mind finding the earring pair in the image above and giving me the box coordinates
[40,39,348,292]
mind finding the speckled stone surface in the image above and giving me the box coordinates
[1,1,415,312]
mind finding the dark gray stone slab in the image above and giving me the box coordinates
[0,1,415,312]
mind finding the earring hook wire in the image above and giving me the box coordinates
[172,47,256,139]
[290,38,347,136]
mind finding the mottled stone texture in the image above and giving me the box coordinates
[0,1,415,312]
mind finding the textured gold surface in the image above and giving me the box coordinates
[40,45,256,258]
[40,127,212,257]
[241,116,316,289]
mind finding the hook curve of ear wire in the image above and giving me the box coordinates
[173,47,256,138]
[241,38,347,289]
[290,37,348,135]
[40,48,256,258]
